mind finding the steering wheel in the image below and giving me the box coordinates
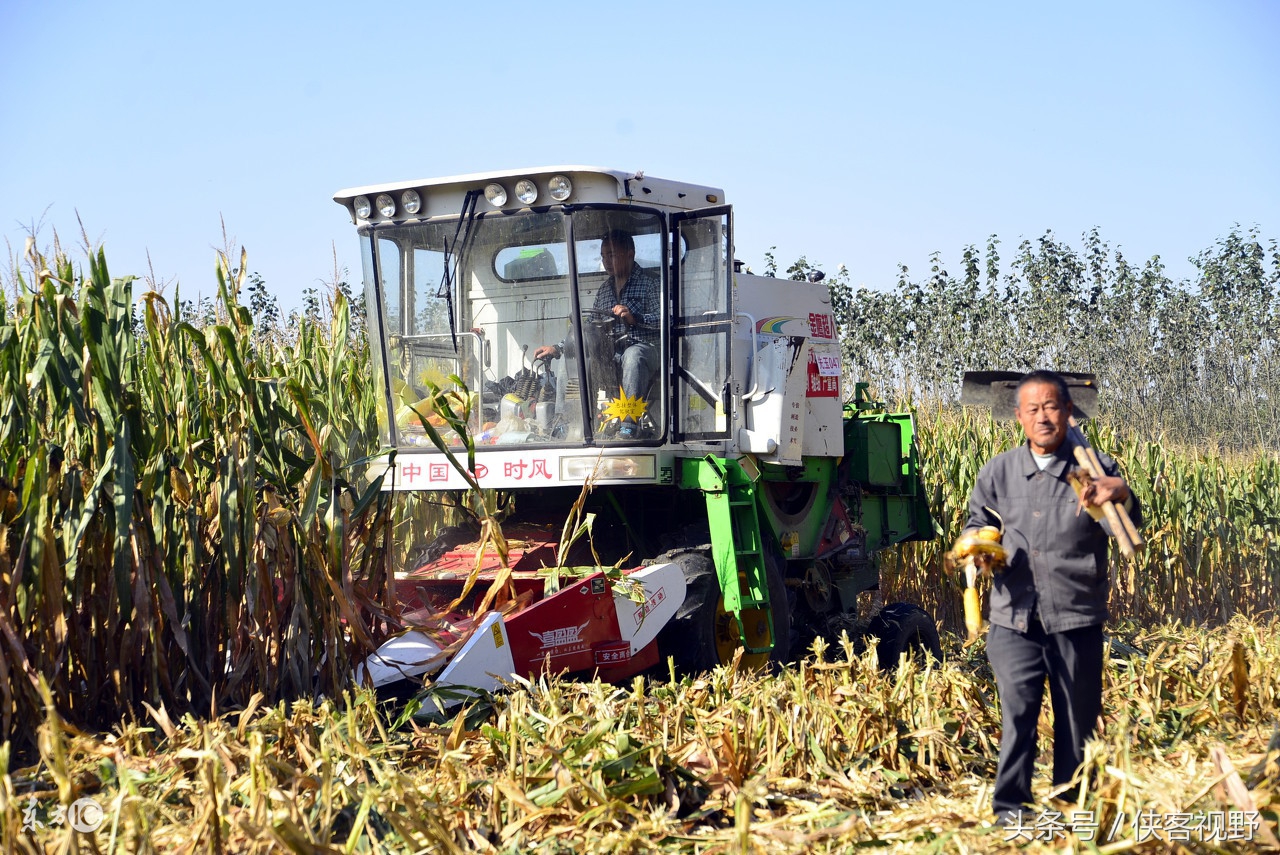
[580,307,614,325]
[581,307,637,350]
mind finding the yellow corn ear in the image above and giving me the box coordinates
[951,532,1007,562]
[964,587,982,640]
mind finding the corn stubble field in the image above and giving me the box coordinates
[3,241,1280,853]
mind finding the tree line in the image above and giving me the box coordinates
[804,226,1280,450]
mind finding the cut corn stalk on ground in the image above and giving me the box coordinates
[11,618,1280,854]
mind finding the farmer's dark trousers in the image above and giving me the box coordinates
[987,618,1104,815]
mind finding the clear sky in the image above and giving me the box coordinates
[3,0,1277,310]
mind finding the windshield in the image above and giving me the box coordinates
[363,207,666,450]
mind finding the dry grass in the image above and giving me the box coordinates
[4,618,1278,853]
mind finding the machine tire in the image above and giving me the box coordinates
[654,546,792,675]
[865,603,942,671]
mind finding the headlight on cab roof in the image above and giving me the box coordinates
[484,183,507,207]
[515,179,538,205]
[401,189,421,215]
[548,174,572,201]
[354,196,372,219]
[376,194,396,218]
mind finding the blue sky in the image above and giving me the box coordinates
[2,1,1277,310]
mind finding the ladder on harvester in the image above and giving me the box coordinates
[683,455,775,655]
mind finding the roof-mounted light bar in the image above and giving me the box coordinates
[351,173,581,222]
[339,167,723,223]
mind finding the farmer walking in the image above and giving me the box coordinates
[964,370,1141,823]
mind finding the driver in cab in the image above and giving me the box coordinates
[534,229,659,440]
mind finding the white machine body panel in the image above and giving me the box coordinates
[434,612,516,696]
[381,448,677,490]
[355,630,445,688]
[732,274,844,461]
[613,562,686,654]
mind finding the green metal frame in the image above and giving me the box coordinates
[841,398,936,553]
[679,455,775,654]
[673,396,935,655]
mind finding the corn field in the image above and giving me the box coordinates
[0,246,394,756]
[882,406,1280,633]
[3,242,1280,851]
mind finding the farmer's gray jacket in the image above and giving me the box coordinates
[964,438,1142,634]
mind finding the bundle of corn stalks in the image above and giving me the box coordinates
[3,619,1279,853]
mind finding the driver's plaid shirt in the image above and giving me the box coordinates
[591,263,660,347]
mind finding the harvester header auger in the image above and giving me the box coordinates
[339,167,940,701]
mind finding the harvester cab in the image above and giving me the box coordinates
[335,168,938,698]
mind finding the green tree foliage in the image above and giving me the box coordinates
[826,227,1280,448]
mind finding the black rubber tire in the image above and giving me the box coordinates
[865,602,943,671]
[654,547,791,675]
[654,548,719,673]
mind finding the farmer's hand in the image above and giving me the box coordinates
[1081,475,1130,507]
[533,345,559,360]
[611,304,636,325]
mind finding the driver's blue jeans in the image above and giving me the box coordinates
[619,341,658,407]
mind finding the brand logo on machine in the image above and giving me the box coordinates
[756,315,835,338]
[530,621,590,650]
[756,316,802,335]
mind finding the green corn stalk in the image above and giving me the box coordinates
[0,245,393,751]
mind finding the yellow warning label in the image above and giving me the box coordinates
[492,623,504,649]
[603,388,648,422]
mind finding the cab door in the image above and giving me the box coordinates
[671,207,733,442]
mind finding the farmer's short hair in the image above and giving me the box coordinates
[601,230,635,251]
[1016,370,1072,406]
